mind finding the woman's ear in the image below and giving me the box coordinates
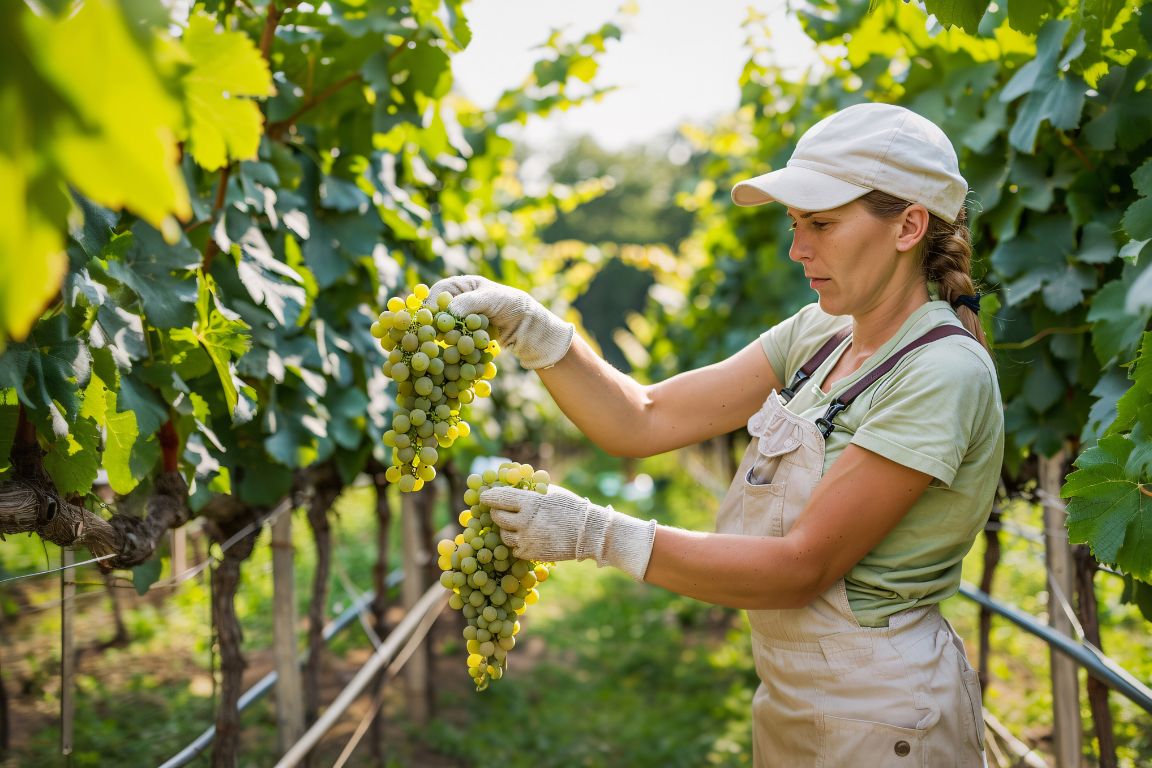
[895,204,930,253]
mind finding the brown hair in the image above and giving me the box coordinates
[857,190,989,352]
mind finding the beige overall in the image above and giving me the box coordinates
[716,388,986,767]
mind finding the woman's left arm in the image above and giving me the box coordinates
[643,444,933,610]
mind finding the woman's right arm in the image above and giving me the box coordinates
[428,275,784,456]
[537,333,783,458]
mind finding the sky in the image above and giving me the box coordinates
[451,0,816,151]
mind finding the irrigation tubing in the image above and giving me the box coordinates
[157,568,403,768]
[959,581,1152,714]
[329,592,447,768]
[273,583,449,768]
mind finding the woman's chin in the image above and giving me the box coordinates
[815,295,847,317]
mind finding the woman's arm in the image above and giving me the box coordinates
[427,274,784,456]
[643,444,934,609]
[536,334,784,458]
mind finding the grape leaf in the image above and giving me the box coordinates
[1002,0,1059,34]
[1065,434,1152,579]
[1041,263,1096,312]
[0,104,70,346]
[91,304,148,371]
[21,0,190,226]
[1121,196,1152,240]
[1022,353,1065,412]
[229,227,307,327]
[999,21,1089,150]
[990,215,1076,307]
[1082,62,1152,152]
[132,558,163,596]
[1127,264,1152,315]
[1075,220,1119,264]
[42,416,101,496]
[118,374,169,437]
[1088,276,1150,363]
[1082,367,1130,442]
[182,13,274,171]
[104,406,141,495]
[1121,574,1152,622]
[104,224,200,329]
[0,314,91,419]
[169,276,251,419]
[1114,332,1152,432]
[264,390,328,469]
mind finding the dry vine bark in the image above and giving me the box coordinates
[302,460,344,732]
[367,461,394,764]
[1,413,191,568]
[206,512,262,768]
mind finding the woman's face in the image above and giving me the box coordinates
[785,199,925,317]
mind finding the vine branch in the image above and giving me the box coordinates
[993,324,1093,350]
[267,72,363,139]
[266,31,418,140]
[201,163,233,271]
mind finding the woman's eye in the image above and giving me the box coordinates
[789,220,830,231]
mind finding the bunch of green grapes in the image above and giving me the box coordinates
[436,462,553,691]
[372,283,500,491]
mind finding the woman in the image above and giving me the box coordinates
[432,102,1003,767]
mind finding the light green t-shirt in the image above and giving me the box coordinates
[759,301,1004,627]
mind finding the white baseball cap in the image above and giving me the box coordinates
[731,103,968,223]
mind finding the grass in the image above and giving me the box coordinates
[2,452,1150,767]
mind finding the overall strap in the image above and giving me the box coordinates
[780,327,851,403]
[815,325,974,438]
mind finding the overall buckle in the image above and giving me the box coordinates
[815,400,847,438]
[781,371,809,403]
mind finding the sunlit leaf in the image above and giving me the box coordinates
[1065,434,1152,579]
[21,0,190,225]
[182,13,274,171]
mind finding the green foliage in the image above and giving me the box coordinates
[1,0,626,528]
[626,0,1152,609]
[1066,331,1152,605]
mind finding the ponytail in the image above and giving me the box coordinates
[858,190,990,353]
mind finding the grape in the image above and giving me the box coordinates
[375,283,504,491]
[435,461,555,690]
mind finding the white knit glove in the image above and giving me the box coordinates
[427,275,575,370]
[482,485,657,582]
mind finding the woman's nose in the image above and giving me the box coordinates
[788,232,808,263]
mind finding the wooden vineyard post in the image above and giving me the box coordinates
[271,512,305,753]
[401,492,430,725]
[171,527,187,583]
[978,502,1003,694]
[60,547,75,759]
[1040,449,1082,768]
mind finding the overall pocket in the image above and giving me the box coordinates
[820,716,927,768]
[741,468,785,538]
[817,630,936,768]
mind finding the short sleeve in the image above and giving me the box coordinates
[759,303,849,385]
[850,342,998,486]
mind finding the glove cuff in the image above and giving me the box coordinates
[579,504,657,582]
[516,317,575,370]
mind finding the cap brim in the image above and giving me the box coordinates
[731,165,872,211]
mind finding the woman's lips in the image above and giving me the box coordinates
[809,277,829,289]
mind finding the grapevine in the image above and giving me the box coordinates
[437,462,554,691]
[373,284,500,491]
